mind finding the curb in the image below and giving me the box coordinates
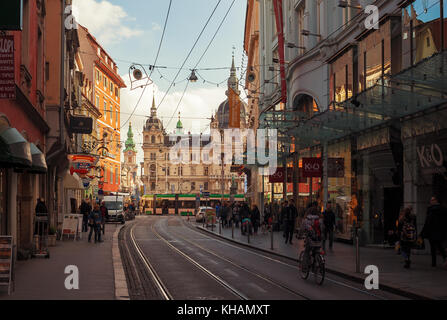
[194,225,434,300]
[112,224,130,300]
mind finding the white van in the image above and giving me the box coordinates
[103,195,125,224]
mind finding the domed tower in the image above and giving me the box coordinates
[216,55,247,129]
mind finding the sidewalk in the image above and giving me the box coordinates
[194,221,447,300]
[0,224,118,300]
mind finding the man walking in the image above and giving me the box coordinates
[322,202,336,251]
[100,201,109,235]
[280,200,288,238]
[420,196,447,267]
[80,198,91,232]
[285,200,298,244]
[88,204,103,243]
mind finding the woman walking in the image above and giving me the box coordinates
[399,207,417,268]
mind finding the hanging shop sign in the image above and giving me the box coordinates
[228,87,241,128]
[328,158,345,178]
[68,154,99,177]
[302,158,323,178]
[272,0,287,104]
[269,167,293,183]
[0,35,15,99]
[0,1,22,30]
[69,116,93,134]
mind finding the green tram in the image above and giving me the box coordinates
[141,194,246,216]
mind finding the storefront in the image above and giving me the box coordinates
[402,107,447,232]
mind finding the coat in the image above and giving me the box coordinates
[421,204,447,241]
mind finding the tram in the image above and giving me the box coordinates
[141,194,246,216]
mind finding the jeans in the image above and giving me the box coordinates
[429,239,446,266]
[285,223,294,243]
[323,228,334,250]
[88,224,101,242]
[82,216,88,232]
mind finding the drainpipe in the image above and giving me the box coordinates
[45,0,66,228]
[46,0,66,164]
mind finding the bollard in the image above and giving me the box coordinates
[232,221,234,239]
[248,227,250,244]
[219,218,222,235]
[271,225,274,250]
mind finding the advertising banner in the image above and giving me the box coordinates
[272,0,287,104]
[228,87,241,128]
[269,167,293,183]
[0,35,15,99]
[302,158,323,178]
[328,158,345,178]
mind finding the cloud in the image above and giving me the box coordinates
[151,22,162,32]
[72,0,143,46]
[119,76,227,165]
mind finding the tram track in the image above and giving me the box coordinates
[160,218,310,300]
[180,218,405,300]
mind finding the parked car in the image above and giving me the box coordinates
[195,206,214,223]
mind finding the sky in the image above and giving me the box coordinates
[72,0,248,165]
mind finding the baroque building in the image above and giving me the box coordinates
[141,60,247,198]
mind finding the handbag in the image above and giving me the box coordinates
[415,236,425,250]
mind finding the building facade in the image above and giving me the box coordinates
[78,25,126,197]
[141,62,247,201]
[257,0,447,245]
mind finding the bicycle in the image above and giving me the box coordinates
[298,237,325,285]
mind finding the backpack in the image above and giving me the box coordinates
[402,221,416,242]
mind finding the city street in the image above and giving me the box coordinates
[119,216,406,300]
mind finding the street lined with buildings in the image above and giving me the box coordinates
[0,0,447,302]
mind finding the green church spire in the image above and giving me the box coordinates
[124,122,136,152]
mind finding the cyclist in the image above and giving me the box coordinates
[302,203,323,255]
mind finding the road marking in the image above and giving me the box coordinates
[208,259,218,265]
[224,269,239,277]
[248,283,267,293]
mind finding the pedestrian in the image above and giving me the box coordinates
[420,196,447,267]
[88,204,103,243]
[240,202,252,235]
[226,202,233,227]
[251,204,260,235]
[100,201,109,235]
[80,198,91,232]
[322,202,336,251]
[233,203,240,228]
[280,200,288,238]
[34,197,48,235]
[399,207,417,269]
[285,199,298,244]
[221,202,228,229]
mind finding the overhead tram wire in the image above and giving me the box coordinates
[155,0,223,112]
[120,0,173,129]
[163,0,237,130]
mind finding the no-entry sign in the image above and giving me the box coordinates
[0,35,15,99]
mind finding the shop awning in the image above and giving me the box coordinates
[391,50,447,95]
[0,127,32,168]
[29,143,47,174]
[64,171,84,190]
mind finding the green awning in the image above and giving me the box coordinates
[29,143,47,174]
[0,127,32,168]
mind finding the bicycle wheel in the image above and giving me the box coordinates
[313,254,325,285]
[299,251,310,280]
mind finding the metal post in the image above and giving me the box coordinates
[232,220,234,239]
[247,227,250,243]
[219,217,222,234]
[355,223,360,273]
[271,225,274,250]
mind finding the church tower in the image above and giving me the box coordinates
[124,122,137,165]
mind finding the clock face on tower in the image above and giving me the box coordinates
[128,151,132,156]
